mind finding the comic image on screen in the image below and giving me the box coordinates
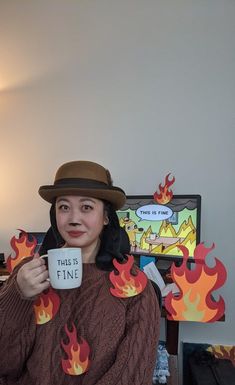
[117,195,201,260]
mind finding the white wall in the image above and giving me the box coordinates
[1,0,235,358]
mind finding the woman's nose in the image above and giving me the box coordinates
[69,222,79,227]
[68,209,81,225]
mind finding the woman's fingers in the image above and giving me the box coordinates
[36,279,50,293]
[33,267,49,284]
[16,257,50,298]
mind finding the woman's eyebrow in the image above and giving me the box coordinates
[56,197,70,203]
[56,197,96,203]
[80,198,96,203]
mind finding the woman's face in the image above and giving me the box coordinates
[55,195,108,253]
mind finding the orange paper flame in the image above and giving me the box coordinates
[6,230,37,273]
[154,173,175,204]
[61,323,90,375]
[207,345,235,366]
[109,255,147,298]
[33,287,60,324]
[165,243,227,322]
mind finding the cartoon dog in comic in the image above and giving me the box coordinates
[120,215,144,252]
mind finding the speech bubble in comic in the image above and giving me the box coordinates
[136,204,173,221]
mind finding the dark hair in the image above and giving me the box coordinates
[96,202,126,270]
[39,201,130,271]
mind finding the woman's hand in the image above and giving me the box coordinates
[16,253,50,298]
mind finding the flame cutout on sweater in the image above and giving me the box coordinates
[33,287,60,325]
[109,255,147,298]
[61,322,91,376]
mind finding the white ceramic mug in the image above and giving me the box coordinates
[41,248,82,289]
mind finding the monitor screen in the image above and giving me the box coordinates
[117,194,201,261]
[26,232,46,253]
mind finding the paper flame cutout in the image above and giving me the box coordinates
[61,323,90,376]
[165,243,227,322]
[33,287,60,324]
[109,255,147,298]
[154,173,175,204]
[7,230,37,273]
[207,345,235,366]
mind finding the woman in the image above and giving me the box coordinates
[0,160,160,385]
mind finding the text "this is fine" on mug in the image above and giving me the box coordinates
[41,248,82,289]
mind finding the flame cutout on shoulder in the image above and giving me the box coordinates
[61,323,90,376]
[33,287,60,325]
[109,255,147,298]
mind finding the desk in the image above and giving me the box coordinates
[146,236,185,253]
[0,265,9,286]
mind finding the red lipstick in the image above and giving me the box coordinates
[67,231,85,237]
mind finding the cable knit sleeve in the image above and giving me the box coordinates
[0,273,36,378]
[95,280,160,385]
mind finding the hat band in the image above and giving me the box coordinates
[54,178,110,188]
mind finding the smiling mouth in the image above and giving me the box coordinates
[67,231,85,237]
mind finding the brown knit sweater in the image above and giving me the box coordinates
[0,263,160,385]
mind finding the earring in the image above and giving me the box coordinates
[104,217,109,226]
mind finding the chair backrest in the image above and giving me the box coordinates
[38,227,57,255]
[150,279,162,310]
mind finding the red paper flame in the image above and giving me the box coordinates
[165,243,227,322]
[154,173,175,204]
[33,287,60,324]
[109,255,147,298]
[61,323,90,375]
[6,230,37,273]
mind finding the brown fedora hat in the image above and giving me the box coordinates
[38,160,126,210]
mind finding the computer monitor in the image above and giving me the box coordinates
[117,194,201,261]
[25,232,46,253]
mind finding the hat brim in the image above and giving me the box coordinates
[38,184,126,210]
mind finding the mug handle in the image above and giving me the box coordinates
[40,254,50,282]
